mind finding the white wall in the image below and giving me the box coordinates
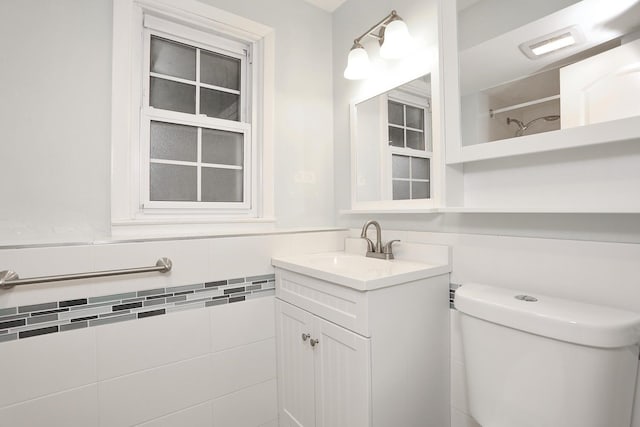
[0,0,112,244]
[0,0,336,245]
[197,0,335,228]
[332,0,439,217]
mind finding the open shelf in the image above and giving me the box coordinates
[447,115,640,164]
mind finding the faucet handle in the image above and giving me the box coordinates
[362,237,375,253]
[383,240,400,254]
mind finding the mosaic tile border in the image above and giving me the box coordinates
[0,274,276,343]
[449,283,461,309]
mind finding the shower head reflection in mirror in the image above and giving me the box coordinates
[507,115,561,137]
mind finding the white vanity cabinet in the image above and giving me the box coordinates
[273,251,450,427]
[276,298,371,427]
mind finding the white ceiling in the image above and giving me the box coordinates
[302,0,347,12]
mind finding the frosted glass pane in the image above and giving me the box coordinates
[201,168,243,202]
[392,180,410,200]
[388,101,403,125]
[200,88,239,121]
[406,106,424,130]
[150,77,195,114]
[202,129,243,166]
[411,157,430,180]
[392,155,409,179]
[388,127,404,147]
[150,121,197,162]
[150,36,196,81]
[407,130,425,150]
[150,163,197,201]
[201,51,240,90]
[412,181,430,199]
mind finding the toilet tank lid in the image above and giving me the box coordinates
[455,283,640,348]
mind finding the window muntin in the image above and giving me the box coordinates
[387,97,432,200]
[141,22,251,210]
[391,154,430,200]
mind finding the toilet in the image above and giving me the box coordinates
[455,283,640,427]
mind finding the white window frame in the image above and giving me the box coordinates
[142,18,250,210]
[111,0,274,235]
[383,91,433,200]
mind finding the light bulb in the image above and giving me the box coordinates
[344,46,371,80]
[380,19,413,59]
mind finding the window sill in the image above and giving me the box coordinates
[110,216,278,239]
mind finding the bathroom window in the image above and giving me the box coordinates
[387,97,432,200]
[111,0,275,232]
[142,24,250,207]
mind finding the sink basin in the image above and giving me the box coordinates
[271,251,450,291]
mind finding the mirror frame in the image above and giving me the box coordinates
[348,50,445,212]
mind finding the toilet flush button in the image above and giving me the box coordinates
[515,295,538,302]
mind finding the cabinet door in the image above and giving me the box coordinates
[560,38,640,128]
[314,316,372,427]
[276,300,316,427]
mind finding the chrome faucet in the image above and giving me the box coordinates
[360,220,400,260]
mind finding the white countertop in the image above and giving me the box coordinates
[271,251,451,291]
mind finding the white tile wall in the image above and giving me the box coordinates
[0,327,97,407]
[96,308,212,380]
[135,402,214,427]
[211,297,276,352]
[0,230,347,307]
[211,338,277,398]
[99,355,214,427]
[0,297,278,427]
[0,385,99,427]
[0,231,346,427]
[212,379,278,427]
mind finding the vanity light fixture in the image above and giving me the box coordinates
[343,10,413,80]
[519,26,583,59]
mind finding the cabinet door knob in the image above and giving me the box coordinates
[301,333,311,342]
[310,338,319,347]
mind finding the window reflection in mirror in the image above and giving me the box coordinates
[354,75,432,202]
[457,0,640,146]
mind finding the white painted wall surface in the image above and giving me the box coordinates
[0,0,336,245]
[197,0,335,228]
[332,0,439,217]
[0,0,112,244]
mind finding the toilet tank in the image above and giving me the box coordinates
[455,283,640,427]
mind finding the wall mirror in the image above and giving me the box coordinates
[455,0,640,151]
[351,74,435,208]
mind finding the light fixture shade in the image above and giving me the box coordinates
[344,46,371,80]
[380,19,412,59]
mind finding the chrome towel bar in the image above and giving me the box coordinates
[0,258,172,290]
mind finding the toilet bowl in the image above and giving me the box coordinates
[455,283,640,427]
